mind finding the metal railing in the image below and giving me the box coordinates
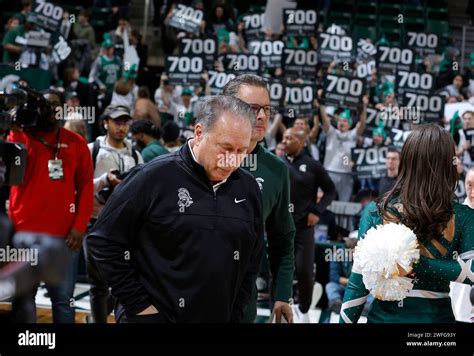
[326,201,362,233]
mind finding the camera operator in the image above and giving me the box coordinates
[84,105,143,323]
[7,92,94,323]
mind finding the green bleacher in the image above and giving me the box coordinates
[324,0,450,47]
[64,5,114,44]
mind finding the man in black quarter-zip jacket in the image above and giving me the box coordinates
[282,127,337,320]
[87,95,264,323]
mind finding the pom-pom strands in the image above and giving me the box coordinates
[353,223,420,301]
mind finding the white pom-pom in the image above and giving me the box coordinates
[353,223,420,301]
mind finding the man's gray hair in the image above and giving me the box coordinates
[222,74,269,97]
[195,95,255,132]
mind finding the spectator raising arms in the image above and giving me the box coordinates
[320,95,369,202]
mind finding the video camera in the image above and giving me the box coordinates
[0,85,54,186]
[0,85,54,130]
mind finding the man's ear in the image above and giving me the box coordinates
[194,123,204,144]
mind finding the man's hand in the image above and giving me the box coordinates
[65,228,84,251]
[375,103,385,110]
[307,212,320,226]
[362,94,369,107]
[274,301,293,323]
[137,305,159,315]
[107,170,122,187]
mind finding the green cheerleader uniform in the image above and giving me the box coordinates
[340,200,474,323]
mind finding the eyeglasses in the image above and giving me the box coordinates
[248,104,276,118]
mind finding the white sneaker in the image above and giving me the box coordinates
[293,305,311,323]
[310,282,323,310]
[256,277,267,292]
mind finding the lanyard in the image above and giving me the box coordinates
[31,129,61,160]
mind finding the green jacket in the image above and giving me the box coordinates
[241,144,296,321]
[340,201,474,323]
[141,140,169,162]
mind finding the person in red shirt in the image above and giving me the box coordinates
[8,91,93,323]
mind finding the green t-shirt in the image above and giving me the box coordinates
[2,25,25,63]
[141,140,169,163]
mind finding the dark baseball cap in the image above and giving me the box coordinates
[103,105,132,120]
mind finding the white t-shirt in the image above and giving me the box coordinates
[458,129,472,168]
[323,126,358,174]
[154,86,183,113]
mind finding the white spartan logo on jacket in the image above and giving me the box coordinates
[177,188,193,212]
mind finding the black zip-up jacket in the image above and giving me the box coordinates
[283,152,337,229]
[87,142,264,323]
